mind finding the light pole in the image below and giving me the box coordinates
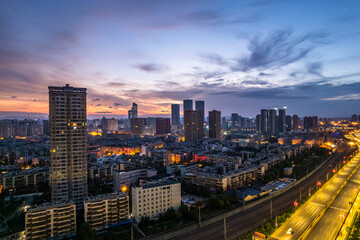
[224,218,227,240]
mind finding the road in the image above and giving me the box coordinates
[271,153,360,240]
[305,158,360,240]
[271,132,360,240]
[147,151,344,240]
[304,134,360,240]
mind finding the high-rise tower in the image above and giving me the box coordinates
[171,104,180,126]
[49,84,87,206]
[195,101,205,139]
[183,99,193,112]
[278,108,286,133]
[209,110,221,140]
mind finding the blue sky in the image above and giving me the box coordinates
[0,0,359,118]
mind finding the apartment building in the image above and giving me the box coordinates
[183,172,228,192]
[113,168,157,191]
[84,192,129,231]
[132,180,181,222]
[1,167,48,191]
[49,84,87,205]
[25,202,76,240]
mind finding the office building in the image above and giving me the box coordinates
[171,104,180,126]
[132,180,181,222]
[209,110,221,140]
[183,99,193,112]
[25,202,76,240]
[278,108,286,133]
[195,100,205,138]
[49,84,87,205]
[128,103,138,127]
[184,110,201,141]
[84,192,129,231]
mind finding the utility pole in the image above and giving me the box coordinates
[224,218,227,240]
[243,192,245,213]
[270,199,273,220]
[131,225,133,240]
[198,206,201,228]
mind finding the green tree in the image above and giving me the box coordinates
[77,222,95,240]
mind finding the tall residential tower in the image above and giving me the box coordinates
[49,84,87,206]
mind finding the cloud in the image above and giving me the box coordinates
[95,104,101,106]
[242,78,268,85]
[93,98,100,101]
[199,53,229,66]
[106,82,126,87]
[96,111,112,114]
[134,63,168,73]
[10,96,17,98]
[258,72,272,76]
[113,103,122,106]
[322,94,360,101]
[307,62,323,77]
[233,30,327,71]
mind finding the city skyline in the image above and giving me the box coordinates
[1,1,360,118]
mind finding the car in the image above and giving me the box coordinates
[287,228,294,235]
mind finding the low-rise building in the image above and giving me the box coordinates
[183,172,228,192]
[132,179,181,222]
[84,192,130,231]
[113,168,157,191]
[25,202,76,240]
[2,167,49,191]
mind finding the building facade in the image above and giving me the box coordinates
[183,99,193,112]
[195,101,205,139]
[184,110,201,141]
[171,104,180,126]
[49,84,87,205]
[209,110,221,140]
[132,180,181,222]
[84,192,129,231]
[25,202,76,240]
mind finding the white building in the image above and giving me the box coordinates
[132,180,181,222]
[113,168,157,192]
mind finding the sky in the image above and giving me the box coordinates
[0,0,360,118]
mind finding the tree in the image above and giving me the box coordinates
[77,222,95,240]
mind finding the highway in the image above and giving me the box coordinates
[304,160,360,240]
[148,150,344,240]
[271,133,360,240]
